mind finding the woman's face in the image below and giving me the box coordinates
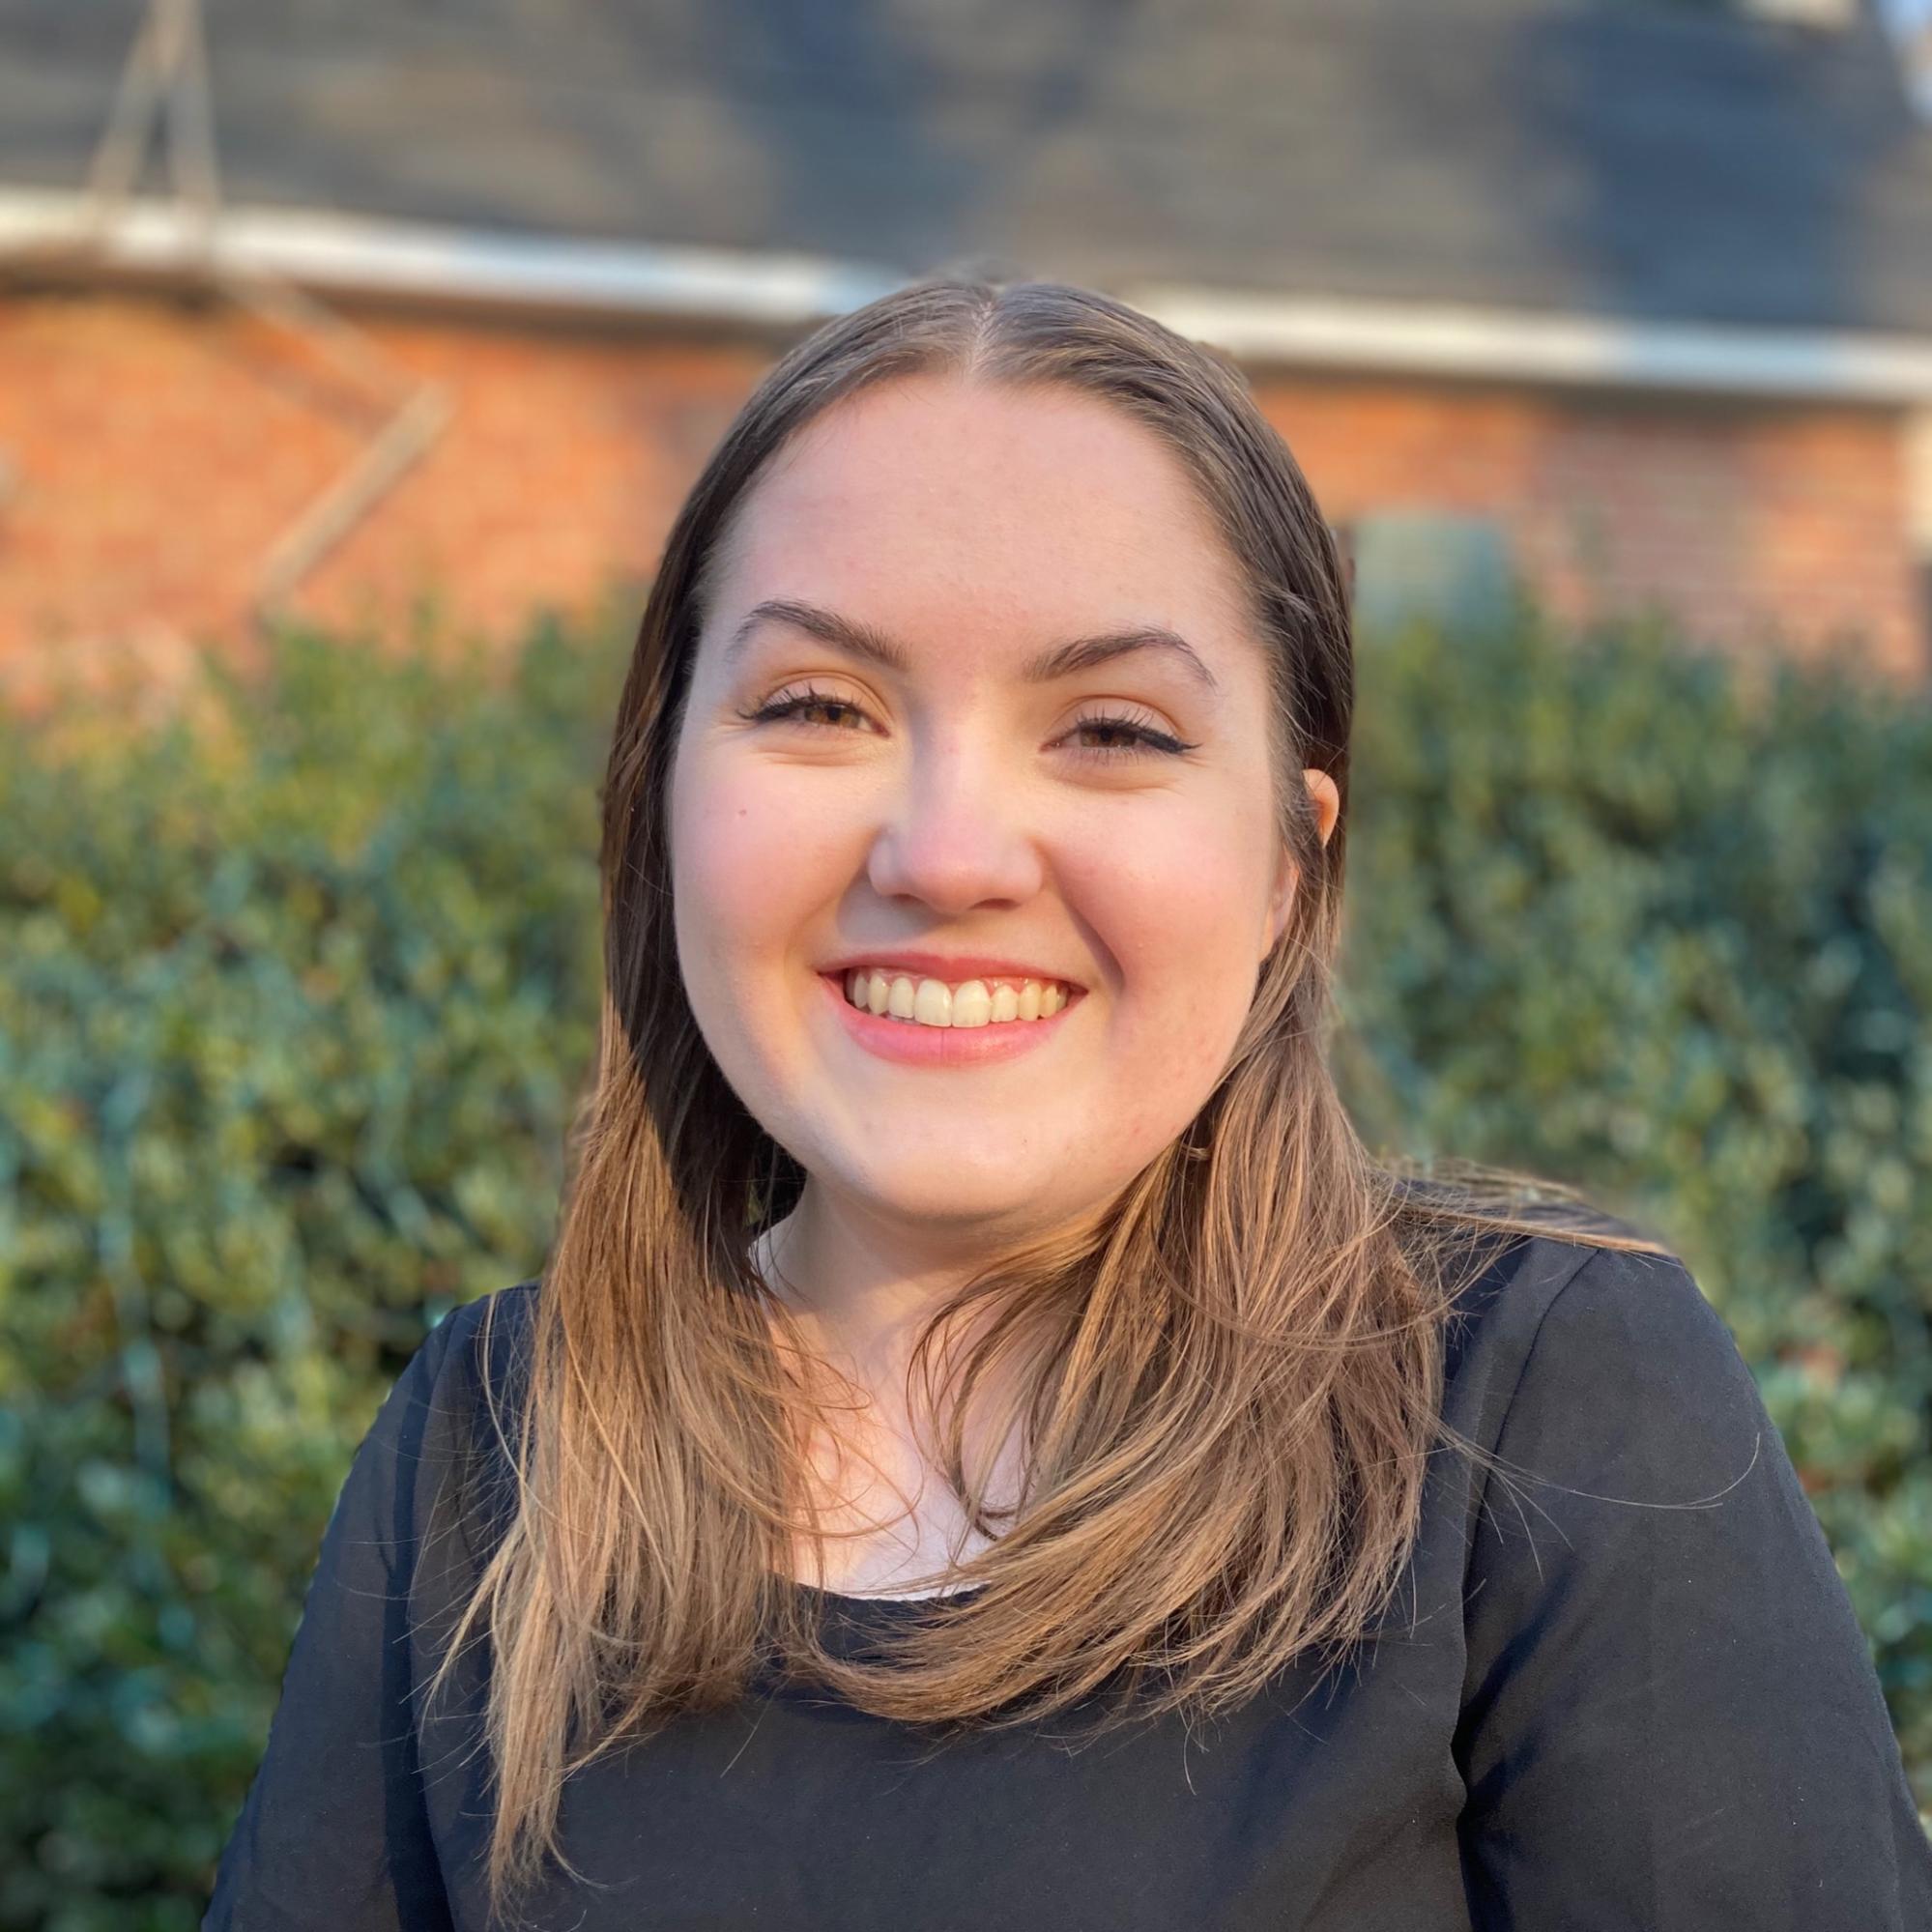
[670,373,1336,1254]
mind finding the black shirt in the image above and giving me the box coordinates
[204,1235,1932,1929]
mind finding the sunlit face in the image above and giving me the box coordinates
[669,373,1333,1254]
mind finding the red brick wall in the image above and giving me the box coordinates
[1263,373,1926,683]
[0,288,1922,716]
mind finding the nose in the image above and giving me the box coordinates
[863,729,1046,915]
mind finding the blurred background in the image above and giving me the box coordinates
[1,1,1929,1922]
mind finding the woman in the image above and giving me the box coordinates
[205,277,1930,1930]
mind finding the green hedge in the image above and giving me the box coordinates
[1,605,1926,1925]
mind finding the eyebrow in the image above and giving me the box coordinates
[723,597,1220,695]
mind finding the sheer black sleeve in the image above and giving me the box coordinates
[1456,1246,1932,1928]
[201,1305,473,1931]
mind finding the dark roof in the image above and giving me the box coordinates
[3,0,1930,334]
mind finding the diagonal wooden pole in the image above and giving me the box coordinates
[9,0,451,630]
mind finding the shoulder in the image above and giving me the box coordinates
[1444,1212,1738,1391]
[1440,1220,1782,1578]
[364,1279,540,1554]
[413,1277,542,1466]
[1442,1219,1763,1497]
[424,1276,541,1401]
[1514,1239,1747,1400]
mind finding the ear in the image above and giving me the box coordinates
[1262,769,1341,958]
[1304,767,1341,849]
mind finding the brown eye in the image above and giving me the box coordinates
[739,685,878,732]
[1059,710,1197,761]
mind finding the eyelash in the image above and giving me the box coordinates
[738,685,1199,762]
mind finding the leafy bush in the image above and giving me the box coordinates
[0,619,613,1928]
[0,603,1925,1924]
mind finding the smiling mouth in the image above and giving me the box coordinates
[832,967,1079,1029]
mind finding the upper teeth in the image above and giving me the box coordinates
[843,968,1072,1028]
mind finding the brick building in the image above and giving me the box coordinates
[1,0,1930,714]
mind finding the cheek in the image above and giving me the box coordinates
[1075,795,1270,984]
[670,754,850,982]
[1065,794,1274,1070]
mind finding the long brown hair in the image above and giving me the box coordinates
[426,275,1669,1916]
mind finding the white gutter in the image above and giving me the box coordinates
[6,186,1932,405]
[1133,285,1932,406]
[0,187,906,328]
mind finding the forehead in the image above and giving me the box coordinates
[706,375,1255,656]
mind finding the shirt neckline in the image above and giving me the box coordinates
[785,1576,987,1607]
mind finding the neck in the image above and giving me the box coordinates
[753,1191,989,1398]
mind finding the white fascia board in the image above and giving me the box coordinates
[1129,284,1932,406]
[0,187,904,326]
[5,187,1932,405]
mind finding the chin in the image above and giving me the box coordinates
[828,1155,1062,1234]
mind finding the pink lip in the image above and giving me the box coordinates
[818,969,1082,1067]
[819,949,1084,989]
